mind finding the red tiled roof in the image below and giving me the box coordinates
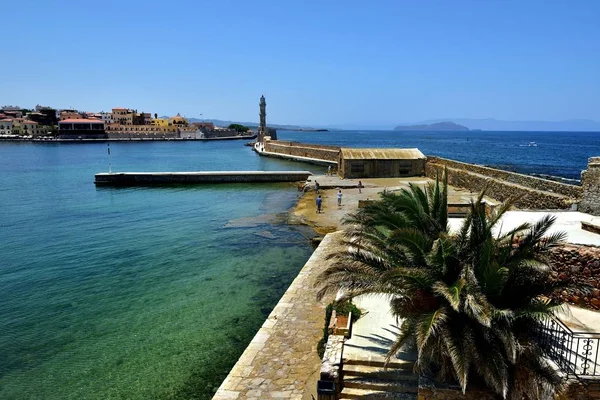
[0,118,13,122]
[22,120,38,125]
[59,119,105,123]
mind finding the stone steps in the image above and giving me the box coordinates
[344,357,415,370]
[344,363,419,381]
[340,359,419,399]
[339,387,418,399]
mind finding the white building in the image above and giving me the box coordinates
[0,119,13,135]
[100,111,113,124]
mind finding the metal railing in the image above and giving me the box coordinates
[537,317,600,379]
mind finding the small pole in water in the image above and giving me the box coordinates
[107,143,112,173]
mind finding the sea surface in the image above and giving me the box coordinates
[0,130,598,399]
[282,130,600,180]
[0,140,322,400]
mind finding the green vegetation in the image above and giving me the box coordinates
[228,124,250,133]
[316,172,582,399]
[317,301,362,358]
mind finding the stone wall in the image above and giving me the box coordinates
[558,379,600,400]
[425,163,574,210]
[547,244,600,310]
[426,157,582,198]
[107,131,179,139]
[418,376,499,400]
[417,387,499,400]
[580,157,600,216]
[264,140,340,162]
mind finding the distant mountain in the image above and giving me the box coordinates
[394,121,469,131]
[418,118,600,132]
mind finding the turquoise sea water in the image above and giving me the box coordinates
[0,141,322,399]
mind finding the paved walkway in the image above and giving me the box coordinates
[344,295,416,365]
[212,232,344,400]
[448,211,600,246]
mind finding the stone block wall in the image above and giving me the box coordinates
[107,131,179,139]
[580,157,600,216]
[265,140,340,162]
[426,157,582,198]
[425,163,574,210]
[546,244,600,310]
[417,387,499,400]
[558,379,600,399]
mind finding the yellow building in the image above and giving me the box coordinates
[170,113,188,127]
[151,118,170,127]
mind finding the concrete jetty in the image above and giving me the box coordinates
[94,171,312,186]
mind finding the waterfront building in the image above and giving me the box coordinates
[105,124,178,139]
[111,108,147,125]
[0,119,13,135]
[10,119,46,137]
[99,111,113,124]
[191,122,215,131]
[60,109,83,120]
[169,114,188,127]
[338,148,426,178]
[28,106,58,126]
[58,119,107,139]
[1,106,23,118]
[151,118,170,127]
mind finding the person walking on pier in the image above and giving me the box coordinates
[337,189,342,207]
[358,181,363,194]
[327,165,331,176]
[315,180,320,193]
[316,195,322,213]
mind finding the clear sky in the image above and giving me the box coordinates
[1,0,598,127]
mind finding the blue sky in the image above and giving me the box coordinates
[1,0,598,127]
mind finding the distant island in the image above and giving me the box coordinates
[394,121,470,131]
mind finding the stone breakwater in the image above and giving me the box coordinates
[212,232,342,400]
[94,171,312,186]
[425,158,579,210]
[264,141,340,163]
[426,157,582,197]
[547,244,600,311]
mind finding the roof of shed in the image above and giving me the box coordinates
[340,148,426,160]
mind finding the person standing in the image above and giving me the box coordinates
[315,180,320,193]
[327,165,331,176]
[358,180,363,194]
[316,195,322,213]
[337,189,342,206]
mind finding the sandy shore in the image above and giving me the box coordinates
[291,174,494,235]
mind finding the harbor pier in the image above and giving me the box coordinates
[94,171,312,186]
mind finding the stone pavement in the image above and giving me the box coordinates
[212,232,344,400]
[344,294,416,365]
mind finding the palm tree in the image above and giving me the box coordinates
[316,175,575,399]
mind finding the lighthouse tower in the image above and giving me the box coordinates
[257,95,267,143]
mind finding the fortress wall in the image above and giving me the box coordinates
[264,140,340,162]
[580,157,600,216]
[426,156,582,198]
[425,163,574,210]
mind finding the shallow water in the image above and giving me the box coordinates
[0,141,320,399]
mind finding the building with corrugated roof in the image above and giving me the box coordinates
[338,148,426,178]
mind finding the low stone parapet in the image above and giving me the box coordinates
[580,157,600,216]
[426,156,582,198]
[425,163,574,210]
